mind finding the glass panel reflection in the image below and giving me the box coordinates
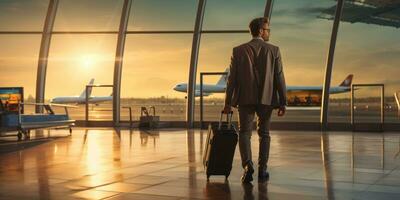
[203,0,265,30]
[0,35,42,114]
[270,0,335,122]
[0,0,49,31]
[46,35,117,120]
[128,0,197,31]
[197,34,248,122]
[329,0,400,124]
[54,0,123,31]
[121,34,192,121]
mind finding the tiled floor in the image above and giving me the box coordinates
[1,128,400,199]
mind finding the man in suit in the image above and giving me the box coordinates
[223,17,287,183]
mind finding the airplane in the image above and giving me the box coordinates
[173,69,354,107]
[173,69,229,98]
[51,79,113,104]
[285,74,353,106]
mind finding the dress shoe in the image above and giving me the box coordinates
[241,165,254,183]
[258,170,269,182]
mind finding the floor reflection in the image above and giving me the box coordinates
[204,180,232,199]
[139,129,159,147]
[36,134,50,200]
[321,131,335,200]
[0,129,399,199]
[242,183,254,200]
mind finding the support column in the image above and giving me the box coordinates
[35,0,59,113]
[113,0,132,126]
[264,0,274,19]
[187,0,207,128]
[320,0,345,130]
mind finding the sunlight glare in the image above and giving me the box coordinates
[80,55,97,69]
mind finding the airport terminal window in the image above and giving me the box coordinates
[329,1,400,124]
[53,0,123,31]
[127,0,197,31]
[45,35,117,120]
[269,0,335,122]
[0,36,41,114]
[196,34,249,122]
[121,35,192,121]
[0,0,49,31]
[202,0,265,30]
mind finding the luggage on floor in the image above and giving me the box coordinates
[139,106,159,129]
[203,111,238,180]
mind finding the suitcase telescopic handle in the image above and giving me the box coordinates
[219,111,233,130]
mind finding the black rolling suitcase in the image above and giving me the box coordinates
[203,111,238,180]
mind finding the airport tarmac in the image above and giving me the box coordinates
[24,102,400,124]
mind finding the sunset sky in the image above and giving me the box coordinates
[0,0,399,99]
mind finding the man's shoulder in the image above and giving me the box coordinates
[234,40,279,49]
[262,42,279,51]
[233,43,248,51]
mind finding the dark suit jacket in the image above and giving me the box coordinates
[225,39,287,107]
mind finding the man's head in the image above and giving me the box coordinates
[249,17,270,41]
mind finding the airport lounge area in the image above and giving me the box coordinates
[1,0,400,199]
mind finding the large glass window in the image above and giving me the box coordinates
[0,0,49,31]
[0,36,42,114]
[196,34,249,122]
[270,0,336,122]
[329,1,400,124]
[121,35,192,121]
[53,0,123,31]
[196,0,268,123]
[203,0,265,30]
[199,0,336,123]
[127,0,197,31]
[46,35,117,120]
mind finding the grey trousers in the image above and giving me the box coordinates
[238,104,273,170]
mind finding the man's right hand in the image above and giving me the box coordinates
[277,106,286,117]
[223,105,232,114]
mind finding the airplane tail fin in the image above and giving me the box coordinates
[339,74,353,87]
[79,78,95,98]
[216,68,229,86]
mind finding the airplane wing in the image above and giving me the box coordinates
[319,0,400,28]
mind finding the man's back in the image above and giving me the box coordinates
[225,39,286,107]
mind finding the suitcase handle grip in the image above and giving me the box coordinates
[218,111,233,130]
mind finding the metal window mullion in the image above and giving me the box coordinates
[264,0,274,19]
[381,86,385,126]
[320,0,345,130]
[351,84,355,130]
[35,0,59,113]
[0,31,42,34]
[187,0,207,128]
[113,0,132,126]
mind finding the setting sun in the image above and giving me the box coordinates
[80,54,97,69]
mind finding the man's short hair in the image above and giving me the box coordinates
[249,17,269,37]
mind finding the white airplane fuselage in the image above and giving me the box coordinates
[51,96,112,104]
[173,84,350,95]
[173,84,226,94]
[50,78,113,104]
[173,72,354,107]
